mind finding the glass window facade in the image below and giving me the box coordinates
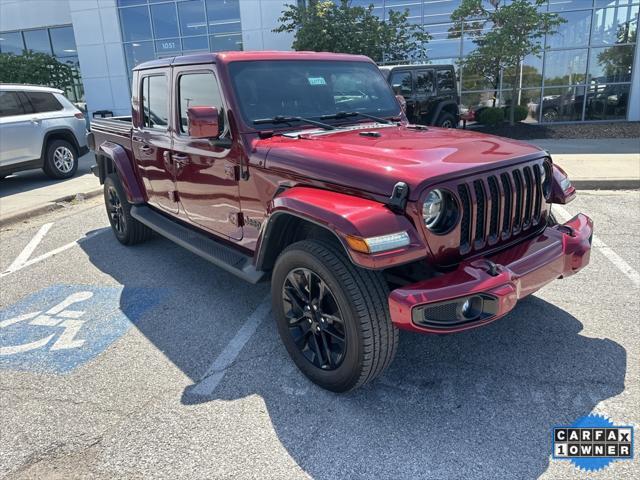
[119,0,243,85]
[407,0,639,123]
[0,26,84,103]
[113,0,639,123]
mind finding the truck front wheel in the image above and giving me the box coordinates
[103,174,153,245]
[271,240,398,392]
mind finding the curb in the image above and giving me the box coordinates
[0,188,103,227]
[572,179,640,190]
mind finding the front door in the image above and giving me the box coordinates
[171,66,242,240]
[133,73,178,214]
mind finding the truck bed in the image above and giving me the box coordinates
[90,116,133,151]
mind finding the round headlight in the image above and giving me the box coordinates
[423,189,444,229]
[541,161,552,198]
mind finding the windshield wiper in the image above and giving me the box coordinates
[253,115,335,130]
[320,111,393,124]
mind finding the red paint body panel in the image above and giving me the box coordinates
[389,213,593,333]
[270,187,428,269]
[260,125,544,200]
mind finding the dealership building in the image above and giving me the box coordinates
[1,0,638,123]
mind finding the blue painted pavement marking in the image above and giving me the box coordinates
[0,285,165,374]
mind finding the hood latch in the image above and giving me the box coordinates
[388,182,409,213]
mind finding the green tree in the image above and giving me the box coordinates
[450,0,565,124]
[274,0,431,64]
[0,50,79,92]
[596,23,636,82]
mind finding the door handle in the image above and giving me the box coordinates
[30,117,41,124]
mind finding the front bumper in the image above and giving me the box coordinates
[388,213,593,333]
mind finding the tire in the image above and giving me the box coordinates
[436,112,457,128]
[103,173,153,245]
[271,240,398,392]
[43,139,78,179]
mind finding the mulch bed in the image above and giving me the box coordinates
[466,121,640,140]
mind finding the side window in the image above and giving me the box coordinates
[437,69,456,92]
[0,91,26,117]
[141,75,169,129]
[24,92,63,113]
[415,70,435,95]
[389,71,412,96]
[178,72,223,134]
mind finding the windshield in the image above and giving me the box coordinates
[228,60,401,129]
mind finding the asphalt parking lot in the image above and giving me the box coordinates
[0,190,638,479]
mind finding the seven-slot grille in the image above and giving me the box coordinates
[458,162,545,254]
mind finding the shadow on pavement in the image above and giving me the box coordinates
[0,153,94,197]
[80,230,626,480]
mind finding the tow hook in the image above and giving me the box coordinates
[558,224,576,237]
[471,259,501,277]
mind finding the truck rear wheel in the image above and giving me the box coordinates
[271,240,398,392]
[103,174,153,245]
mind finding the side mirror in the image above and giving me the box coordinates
[187,106,220,139]
[395,94,407,113]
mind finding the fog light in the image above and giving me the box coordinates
[458,295,483,320]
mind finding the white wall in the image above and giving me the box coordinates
[0,0,71,31]
[240,0,294,51]
[68,0,130,117]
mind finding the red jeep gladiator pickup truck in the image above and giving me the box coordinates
[88,51,593,392]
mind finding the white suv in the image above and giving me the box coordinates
[0,85,89,179]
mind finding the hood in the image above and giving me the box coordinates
[259,124,545,200]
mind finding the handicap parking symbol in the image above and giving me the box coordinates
[0,285,165,374]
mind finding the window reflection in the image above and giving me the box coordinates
[548,10,592,49]
[589,45,634,83]
[591,4,638,45]
[428,23,461,58]
[178,0,208,37]
[151,3,180,39]
[120,6,152,42]
[0,31,24,54]
[23,29,51,53]
[49,27,76,57]
[124,41,154,70]
[544,49,588,86]
[210,33,242,52]
[585,82,629,121]
[539,86,585,122]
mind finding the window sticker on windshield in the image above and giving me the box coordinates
[308,77,327,86]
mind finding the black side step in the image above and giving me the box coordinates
[131,205,265,284]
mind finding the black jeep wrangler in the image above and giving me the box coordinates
[379,64,459,128]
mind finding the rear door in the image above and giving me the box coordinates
[133,71,178,214]
[171,65,242,240]
[0,91,42,167]
[413,69,436,124]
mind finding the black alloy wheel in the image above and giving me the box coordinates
[282,267,347,370]
[107,184,126,235]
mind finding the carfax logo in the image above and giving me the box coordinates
[553,414,634,472]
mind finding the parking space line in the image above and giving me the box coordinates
[555,205,640,287]
[0,229,106,279]
[190,294,272,397]
[5,222,53,274]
